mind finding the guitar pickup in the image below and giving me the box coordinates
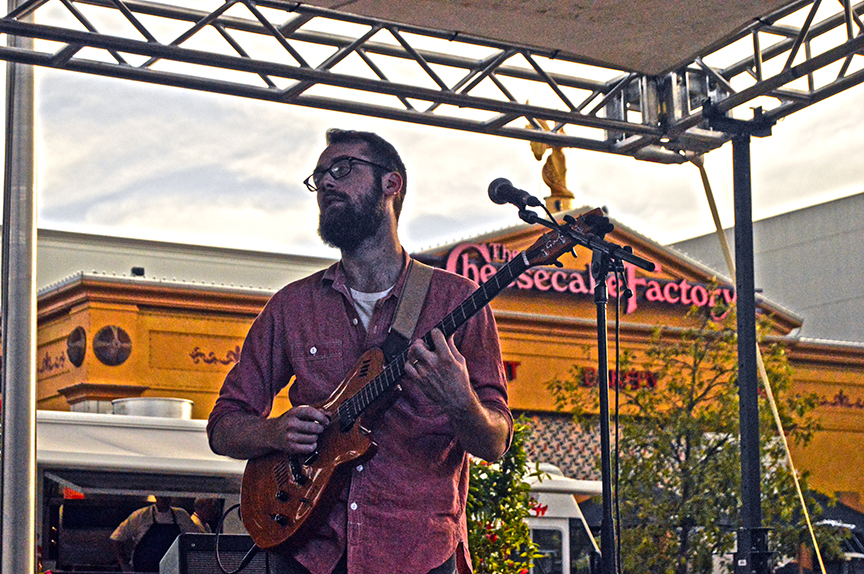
[289,455,309,485]
[339,416,356,433]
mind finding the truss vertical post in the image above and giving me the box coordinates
[702,100,775,574]
[1,1,37,571]
[731,134,771,574]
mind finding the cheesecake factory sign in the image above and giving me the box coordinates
[444,242,735,315]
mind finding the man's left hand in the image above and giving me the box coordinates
[404,328,509,461]
[404,328,472,412]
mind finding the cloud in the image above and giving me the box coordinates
[31,66,864,255]
[751,88,864,214]
[36,70,548,252]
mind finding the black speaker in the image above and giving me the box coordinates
[160,533,267,574]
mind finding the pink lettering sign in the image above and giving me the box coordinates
[443,242,734,316]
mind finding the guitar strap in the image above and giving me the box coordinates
[382,258,434,362]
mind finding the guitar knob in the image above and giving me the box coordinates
[272,514,289,526]
[275,490,289,502]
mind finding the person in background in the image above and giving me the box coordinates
[110,496,202,572]
[190,497,222,533]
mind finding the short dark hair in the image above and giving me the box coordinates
[325,129,407,220]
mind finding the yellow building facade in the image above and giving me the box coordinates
[34,215,864,512]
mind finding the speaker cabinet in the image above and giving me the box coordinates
[160,533,267,574]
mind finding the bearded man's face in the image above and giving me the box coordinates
[318,176,386,252]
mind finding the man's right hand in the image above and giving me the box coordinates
[209,406,328,460]
[266,405,330,455]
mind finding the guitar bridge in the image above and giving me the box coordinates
[273,460,290,487]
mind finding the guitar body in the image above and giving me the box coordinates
[241,348,385,551]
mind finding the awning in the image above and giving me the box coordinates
[526,463,602,497]
[36,410,245,498]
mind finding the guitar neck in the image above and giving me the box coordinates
[421,251,530,344]
[338,251,531,422]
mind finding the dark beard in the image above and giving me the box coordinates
[318,183,386,252]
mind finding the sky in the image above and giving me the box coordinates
[26,64,864,260]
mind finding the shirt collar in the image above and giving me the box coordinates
[322,248,411,302]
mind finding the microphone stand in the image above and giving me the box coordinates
[518,207,654,574]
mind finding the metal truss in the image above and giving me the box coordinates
[0,0,863,163]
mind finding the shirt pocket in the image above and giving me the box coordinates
[289,340,344,401]
[290,339,342,363]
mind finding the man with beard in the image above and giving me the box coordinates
[208,129,512,574]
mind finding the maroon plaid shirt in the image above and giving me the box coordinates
[209,253,512,574]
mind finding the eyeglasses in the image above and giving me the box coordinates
[303,157,391,192]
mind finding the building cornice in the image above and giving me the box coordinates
[37,273,272,323]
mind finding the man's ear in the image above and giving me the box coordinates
[381,171,403,197]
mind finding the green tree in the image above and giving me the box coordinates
[547,306,845,574]
[467,418,544,574]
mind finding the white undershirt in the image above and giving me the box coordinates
[350,286,394,329]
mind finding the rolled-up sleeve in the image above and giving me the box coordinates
[206,291,295,441]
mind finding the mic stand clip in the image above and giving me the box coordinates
[518,208,559,231]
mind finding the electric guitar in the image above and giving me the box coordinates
[240,208,607,552]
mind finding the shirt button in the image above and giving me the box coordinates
[310,346,317,355]
[350,502,358,511]
[352,318,358,326]
[356,465,363,472]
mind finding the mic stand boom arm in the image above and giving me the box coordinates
[519,208,655,272]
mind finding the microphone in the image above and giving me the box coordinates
[488,178,543,210]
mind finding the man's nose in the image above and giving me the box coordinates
[318,171,338,190]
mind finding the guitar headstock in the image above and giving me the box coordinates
[523,208,609,267]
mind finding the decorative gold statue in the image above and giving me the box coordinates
[529,118,576,213]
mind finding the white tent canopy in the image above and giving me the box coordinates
[37,410,245,498]
[301,0,797,75]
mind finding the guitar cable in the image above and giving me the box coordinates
[613,261,631,574]
[214,503,262,574]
